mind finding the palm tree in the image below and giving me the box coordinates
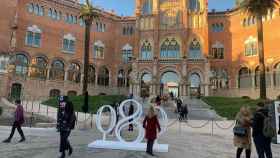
[241,0,279,99]
[80,0,99,112]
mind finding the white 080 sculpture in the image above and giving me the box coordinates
[88,99,169,152]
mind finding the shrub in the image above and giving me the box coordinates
[241,96,251,99]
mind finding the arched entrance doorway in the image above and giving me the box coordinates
[160,71,180,97]
[10,83,22,100]
[140,73,152,98]
[189,73,201,96]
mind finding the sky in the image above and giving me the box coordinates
[81,0,236,16]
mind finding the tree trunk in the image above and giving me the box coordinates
[257,15,266,99]
[82,21,92,95]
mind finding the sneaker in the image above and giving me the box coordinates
[18,138,25,143]
[2,139,11,143]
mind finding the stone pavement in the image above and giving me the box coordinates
[0,120,280,158]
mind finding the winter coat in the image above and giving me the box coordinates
[252,108,268,137]
[233,112,252,149]
[15,105,25,125]
[57,101,75,131]
[143,115,161,140]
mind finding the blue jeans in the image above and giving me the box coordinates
[253,135,272,158]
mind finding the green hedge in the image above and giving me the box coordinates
[42,95,127,113]
[202,96,262,120]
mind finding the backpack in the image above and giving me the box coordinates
[259,112,276,138]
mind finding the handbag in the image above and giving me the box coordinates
[233,126,247,137]
[233,120,247,137]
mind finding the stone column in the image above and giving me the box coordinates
[80,74,84,88]
[46,68,50,80]
[270,71,274,88]
[64,70,68,81]
[251,73,255,89]
[204,84,209,96]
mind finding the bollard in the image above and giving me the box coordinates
[31,98,34,113]
[30,112,34,128]
[46,105,49,117]
[211,119,214,136]
[90,113,93,128]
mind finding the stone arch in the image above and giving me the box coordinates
[159,66,182,81]
[97,66,110,86]
[188,67,205,83]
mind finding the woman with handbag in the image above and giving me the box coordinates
[233,106,252,158]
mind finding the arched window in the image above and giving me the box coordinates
[48,8,52,17]
[34,4,40,15]
[117,69,126,87]
[27,3,34,13]
[238,67,251,88]
[89,65,96,85]
[160,38,180,59]
[67,63,81,83]
[30,57,47,79]
[189,73,201,88]
[63,34,76,53]
[189,38,202,59]
[39,6,44,16]
[10,54,29,76]
[211,42,224,59]
[49,89,60,97]
[50,60,64,80]
[26,25,42,47]
[53,10,57,20]
[189,0,200,11]
[122,44,133,63]
[244,36,257,56]
[93,41,105,59]
[141,40,153,60]
[98,66,109,86]
[142,0,153,15]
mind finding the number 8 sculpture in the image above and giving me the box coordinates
[89,99,169,152]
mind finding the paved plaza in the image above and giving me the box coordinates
[0,121,280,158]
[1,98,279,158]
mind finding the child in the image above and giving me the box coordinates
[143,106,161,156]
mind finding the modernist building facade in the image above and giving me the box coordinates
[1,0,280,99]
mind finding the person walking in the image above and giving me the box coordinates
[182,104,189,121]
[143,106,161,156]
[252,102,273,158]
[57,96,76,158]
[233,106,252,158]
[128,103,134,131]
[155,95,161,106]
[3,99,25,143]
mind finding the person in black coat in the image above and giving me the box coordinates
[252,102,273,158]
[128,104,134,131]
[57,96,75,158]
